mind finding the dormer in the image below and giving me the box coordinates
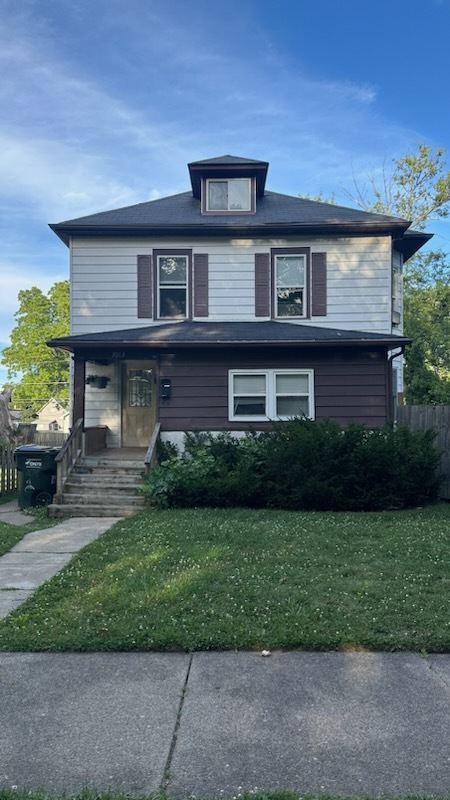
[188,155,269,214]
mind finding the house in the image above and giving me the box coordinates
[34,398,69,433]
[48,155,431,454]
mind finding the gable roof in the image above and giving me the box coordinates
[36,397,68,414]
[48,321,411,352]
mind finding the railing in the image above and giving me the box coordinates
[83,425,108,456]
[0,444,17,496]
[54,418,83,499]
[144,423,161,472]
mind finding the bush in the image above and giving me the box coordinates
[143,420,441,511]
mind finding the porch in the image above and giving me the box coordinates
[84,447,148,461]
[49,421,160,518]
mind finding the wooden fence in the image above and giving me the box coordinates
[0,445,17,496]
[397,405,450,500]
[33,431,68,447]
[0,431,68,497]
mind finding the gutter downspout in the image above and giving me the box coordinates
[388,346,406,422]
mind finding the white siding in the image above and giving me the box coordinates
[84,364,120,446]
[71,235,393,335]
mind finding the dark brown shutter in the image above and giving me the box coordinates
[255,253,270,316]
[193,254,209,317]
[137,255,153,318]
[311,252,327,316]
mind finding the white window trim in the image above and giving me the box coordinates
[204,178,253,212]
[274,253,307,320]
[228,369,315,422]
[156,254,189,320]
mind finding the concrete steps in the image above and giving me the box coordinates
[48,457,147,519]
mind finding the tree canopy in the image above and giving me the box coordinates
[347,144,450,404]
[2,281,70,419]
[347,143,450,229]
[403,251,450,403]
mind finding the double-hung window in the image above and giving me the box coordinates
[275,253,306,318]
[229,369,314,421]
[157,253,189,319]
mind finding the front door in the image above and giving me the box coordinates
[121,360,157,447]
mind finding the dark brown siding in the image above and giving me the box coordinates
[311,252,327,316]
[158,347,390,431]
[255,253,270,316]
[137,255,153,318]
[193,254,209,317]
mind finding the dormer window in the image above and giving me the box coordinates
[204,178,254,213]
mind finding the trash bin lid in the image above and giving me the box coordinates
[14,444,61,454]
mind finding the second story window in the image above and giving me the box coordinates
[157,254,188,318]
[275,254,306,318]
[206,178,252,212]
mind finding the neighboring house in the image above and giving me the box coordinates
[48,155,431,451]
[9,408,23,426]
[34,398,70,433]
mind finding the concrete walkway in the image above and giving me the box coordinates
[1,502,450,797]
[0,651,450,796]
[0,500,119,618]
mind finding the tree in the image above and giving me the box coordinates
[347,143,450,229]
[403,251,450,403]
[346,144,450,404]
[2,281,70,419]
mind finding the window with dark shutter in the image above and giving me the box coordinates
[193,254,209,317]
[311,252,327,316]
[255,253,270,316]
[137,255,153,318]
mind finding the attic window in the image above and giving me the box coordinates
[205,178,253,212]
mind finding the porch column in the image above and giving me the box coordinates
[72,355,86,425]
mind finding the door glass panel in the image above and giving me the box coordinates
[129,370,152,407]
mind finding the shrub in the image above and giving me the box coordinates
[143,420,441,511]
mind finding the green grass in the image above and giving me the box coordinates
[0,507,57,557]
[0,504,449,652]
[0,491,17,505]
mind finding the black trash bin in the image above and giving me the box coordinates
[15,445,61,509]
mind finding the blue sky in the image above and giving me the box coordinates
[1,0,450,385]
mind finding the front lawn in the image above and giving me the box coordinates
[0,504,449,652]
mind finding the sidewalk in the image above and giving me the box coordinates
[0,651,450,796]
[0,500,119,618]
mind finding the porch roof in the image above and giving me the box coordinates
[48,321,411,352]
